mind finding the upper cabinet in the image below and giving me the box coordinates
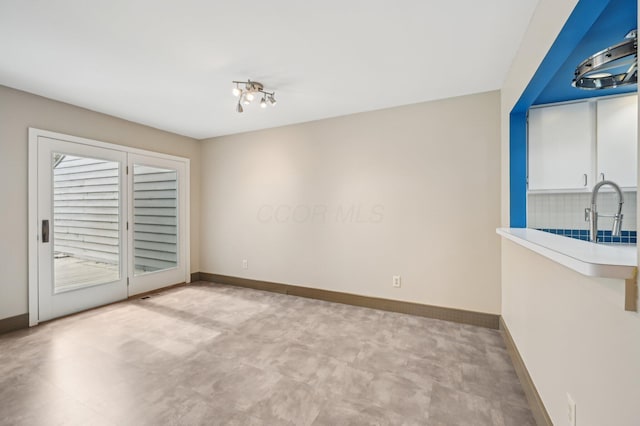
[596,95,638,188]
[528,94,637,192]
[528,101,594,191]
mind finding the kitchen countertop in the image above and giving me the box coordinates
[496,227,636,280]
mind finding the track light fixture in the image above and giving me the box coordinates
[572,29,637,90]
[232,80,276,113]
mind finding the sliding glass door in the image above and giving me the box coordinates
[33,131,189,322]
[37,137,128,321]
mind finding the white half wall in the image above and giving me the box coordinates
[502,240,640,425]
[200,91,502,314]
[0,85,201,321]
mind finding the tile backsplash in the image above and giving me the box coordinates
[535,229,636,244]
[528,191,637,234]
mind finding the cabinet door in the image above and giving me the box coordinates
[596,94,637,188]
[528,102,594,191]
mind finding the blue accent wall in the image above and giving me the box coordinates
[509,113,527,228]
[534,0,638,105]
[509,0,637,227]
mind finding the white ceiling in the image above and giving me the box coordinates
[0,0,539,139]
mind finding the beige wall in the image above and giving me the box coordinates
[500,1,640,424]
[0,85,200,320]
[200,91,502,314]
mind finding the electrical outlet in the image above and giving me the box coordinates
[392,275,401,288]
[242,259,248,269]
[567,393,576,426]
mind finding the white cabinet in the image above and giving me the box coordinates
[528,94,637,192]
[596,94,638,188]
[528,101,594,191]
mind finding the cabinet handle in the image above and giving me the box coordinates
[583,174,588,187]
[600,173,605,181]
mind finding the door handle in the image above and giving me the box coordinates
[42,220,49,243]
[583,174,588,187]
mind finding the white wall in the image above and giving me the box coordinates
[200,91,502,314]
[500,1,640,425]
[502,240,640,425]
[0,85,201,321]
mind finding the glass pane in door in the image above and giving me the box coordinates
[53,153,120,291]
[133,164,178,276]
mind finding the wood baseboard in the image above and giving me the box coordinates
[190,272,201,282]
[499,317,552,426]
[0,313,29,335]
[198,273,500,329]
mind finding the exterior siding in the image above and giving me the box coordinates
[53,156,178,273]
[133,165,178,273]
[53,155,120,264]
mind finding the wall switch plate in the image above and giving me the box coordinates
[567,393,576,426]
[242,259,248,269]
[392,275,401,288]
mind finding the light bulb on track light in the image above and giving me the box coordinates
[231,80,277,112]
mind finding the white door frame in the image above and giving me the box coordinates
[28,128,191,326]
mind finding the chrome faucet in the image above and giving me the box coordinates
[585,180,624,243]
